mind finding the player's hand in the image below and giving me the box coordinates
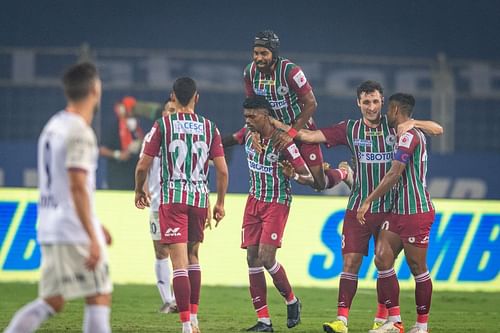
[357,201,370,225]
[250,131,263,154]
[101,225,112,245]
[135,190,151,209]
[397,119,416,137]
[212,203,225,227]
[272,130,293,151]
[205,201,213,230]
[85,238,100,270]
[279,160,296,179]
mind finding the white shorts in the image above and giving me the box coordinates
[39,244,113,300]
[150,210,161,241]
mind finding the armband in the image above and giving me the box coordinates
[287,127,298,138]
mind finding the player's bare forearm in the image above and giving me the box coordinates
[293,91,317,131]
[364,161,405,205]
[414,120,444,136]
[135,155,153,192]
[69,170,97,241]
[296,129,327,144]
[213,156,228,206]
[295,166,314,186]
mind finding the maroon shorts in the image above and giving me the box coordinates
[241,196,290,248]
[159,203,208,244]
[342,209,389,255]
[384,211,435,248]
[295,141,323,167]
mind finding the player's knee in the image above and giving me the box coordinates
[343,255,362,273]
[257,253,275,269]
[407,259,427,276]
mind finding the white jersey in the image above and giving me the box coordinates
[37,111,104,245]
[141,130,161,211]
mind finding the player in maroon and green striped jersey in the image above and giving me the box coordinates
[240,96,311,332]
[244,30,346,191]
[270,81,443,333]
[358,94,436,333]
[135,77,228,333]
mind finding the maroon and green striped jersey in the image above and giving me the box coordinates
[392,128,434,214]
[244,130,305,206]
[320,115,396,213]
[244,57,314,129]
[143,112,224,208]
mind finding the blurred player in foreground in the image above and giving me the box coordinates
[135,77,228,333]
[358,93,437,333]
[240,96,310,332]
[4,62,113,333]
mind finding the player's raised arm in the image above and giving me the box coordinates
[397,119,444,137]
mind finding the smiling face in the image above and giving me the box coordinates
[253,46,274,72]
[357,90,383,127]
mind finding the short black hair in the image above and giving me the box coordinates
[173,77,197,106]
[356,80,384,99]
[242,96,273,114]
[389,93,416,116]
[62,62,99,102]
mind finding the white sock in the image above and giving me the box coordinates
[4,298,55,333]
[416,321,428,331]
[83,305,110,333]
[337,315,348,325]
[258,317,271,325]
[190,313,198,326]
[155,258,174,303]
[182,321,192,332]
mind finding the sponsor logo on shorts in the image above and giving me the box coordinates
[357,151,393,163]
[309,153,317,161]
[381,221,390,230]
[271,233,278,240]
[248,160,273,175]
[408,237,415,243]
[173,120,205,135]
[165,227,181,237]
[268,99,288,110]
[421,236,429,244]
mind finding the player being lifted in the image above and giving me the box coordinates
[135,77,228,333]
[270,81,443,333]
[240,96,310,332]
[244,29,348,190]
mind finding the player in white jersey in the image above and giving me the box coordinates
[4,62,113,333]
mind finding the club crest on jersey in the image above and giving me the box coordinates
[173,120,204,135]
[386,134,396,146]
[254,88,267,96]
[266,152,279,163]
[277,86,289,96]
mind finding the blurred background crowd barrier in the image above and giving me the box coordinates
[1,45,499,198]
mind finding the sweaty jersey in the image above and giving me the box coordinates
[37,111,104,245]
[392,128,434,214]
[143,112,224,208]
[320,115,396,213]
[244,130,306,206]
[244,57,314,128]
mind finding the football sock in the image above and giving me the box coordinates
[377,268,401,322]
[337,271,358,322]
[4,298,55,333]
[173,269,191,323]
[267,261,294,302]
[249,267,269,319]
[188,264,201,311]
[83,304,111,333]
[155,258,174,303]
[414,271,432,331]
[376,277,389,322]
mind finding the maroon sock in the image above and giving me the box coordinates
[325,168,343,189]
[414,271,432,322]
[173,269,191,322]
[337,272,358,318]
[376,278,388,319]
[267,262,294,302]
[188,264,201,308]
[377,269,400,310]
[249,267,269,317]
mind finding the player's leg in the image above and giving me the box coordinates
[84,293,112,333]
[370,225,404,333]
[3,295,61,333]
[151,210,176,312]
[187,241,201,332]
[401,211,435,333]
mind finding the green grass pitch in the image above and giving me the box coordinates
[1,283,499,332]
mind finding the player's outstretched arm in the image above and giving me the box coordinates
[281,161,314,186]
[269,117,327,144]
[212,156,228,226]
[294,90,318,131]
[134,154,153,209]
[397,119,444,137]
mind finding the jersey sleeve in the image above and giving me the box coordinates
[286,65,312,97]
[319,121,349,147]
[209,126,225,159]
[282,141,306,169]
[233,126,247,145]
[66,127,95,172]
[143,121,162,157]
[393,130,420,164]
[243,64,256,97]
